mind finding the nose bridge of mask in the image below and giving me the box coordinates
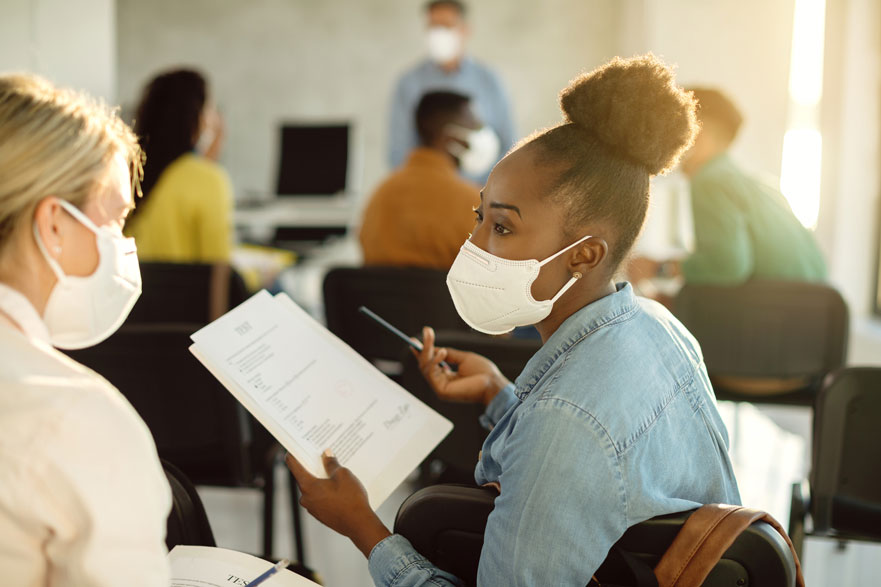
[462,239,536,272]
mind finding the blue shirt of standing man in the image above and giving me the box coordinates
[388,0,515,185]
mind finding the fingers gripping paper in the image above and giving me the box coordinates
[189,290,452,509]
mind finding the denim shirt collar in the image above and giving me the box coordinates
[514,282,639,400]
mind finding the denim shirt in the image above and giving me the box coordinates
[368,283,740,586]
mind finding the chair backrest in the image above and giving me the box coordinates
[163,459,216,549]
[394,484,799,587]
[127,262,249,325]
[399,331,541,483]
[66,323,259,486]
[322,266,469,372]
[673,280,848,380]
[810,367,881,539]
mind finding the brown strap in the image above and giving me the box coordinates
[654,504,804,587]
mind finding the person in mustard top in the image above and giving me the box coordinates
[359,91,482,270]
[124,69,233,263]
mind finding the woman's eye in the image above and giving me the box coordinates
[493,223,511,236]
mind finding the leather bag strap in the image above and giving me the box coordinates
[653,504,804,587]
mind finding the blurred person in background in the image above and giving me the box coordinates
[0,74,170,586]
[630,88,826,290]
[388,0,514,185]
[360,91,481,270]
[124,68,232,265]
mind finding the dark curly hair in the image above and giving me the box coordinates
[525,54,698,271]
[130,68,207,219]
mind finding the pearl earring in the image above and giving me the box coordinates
[573,271,582,279]
[53,245,62,255]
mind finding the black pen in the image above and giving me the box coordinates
[358,306,451,370]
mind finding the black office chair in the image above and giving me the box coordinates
[395,484,801,586]
[163,458,320,581]
[163,459,216,549]
[673,280,848,405]
[66,324,304,564]
[789,367,881,556]
[322,266,470,377]
[127,261,250,324]
[400,330,542,485]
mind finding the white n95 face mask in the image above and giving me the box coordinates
[427,26,462,64]
[447,125,501,178]
[34,199,142,350]
[446,235,591,335]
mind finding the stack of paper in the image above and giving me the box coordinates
[189,290,452,508]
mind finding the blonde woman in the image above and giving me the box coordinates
[0,75,170,585]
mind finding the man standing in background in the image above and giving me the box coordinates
[387,0,514,185]
[361,91,480,270]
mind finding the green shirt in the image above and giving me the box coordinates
[681,154,827,284]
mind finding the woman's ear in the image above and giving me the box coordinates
[568,237,608,275]
[32,197,65,258]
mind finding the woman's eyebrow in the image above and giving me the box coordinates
[489,201,522,219]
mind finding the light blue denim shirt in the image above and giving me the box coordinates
[388,56,515,185]
[369,283,740,586]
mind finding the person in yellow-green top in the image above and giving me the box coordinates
[676,88,827,284]
[124,69,233,263]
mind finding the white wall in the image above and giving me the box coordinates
[617,0,796,180]
[817,0,881,321]
[0,0,116,101]
[115,0,619,201]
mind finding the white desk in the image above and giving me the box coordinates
[234,196,357,243]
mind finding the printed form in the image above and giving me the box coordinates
[190,290,452,508]
[169,545,318,586]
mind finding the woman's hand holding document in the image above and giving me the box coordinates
[189,290,452,509]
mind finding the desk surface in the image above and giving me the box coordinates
[235,198,357,243]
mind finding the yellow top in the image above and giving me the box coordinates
[125,153,233,263]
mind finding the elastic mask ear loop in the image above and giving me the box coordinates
[32,199,103,282]
[537,235,592,304]
[536,234,593,268]
[56,199,102,234]
[32,222,66,282]
[549,272,582,303]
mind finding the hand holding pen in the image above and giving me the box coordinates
[246,558,290,586]
[358,306,450,370]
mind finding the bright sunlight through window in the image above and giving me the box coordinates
[780,0,826,229]
[781,129,822,228]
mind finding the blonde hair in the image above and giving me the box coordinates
[0,73,142,249]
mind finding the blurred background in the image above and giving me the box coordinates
[2,0,880,584]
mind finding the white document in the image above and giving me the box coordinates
[189,290,452,508]
[168,545,319,586]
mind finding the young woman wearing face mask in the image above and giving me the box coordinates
[286,55,741,585]
[123,68,232,265]
[0,75,170,585]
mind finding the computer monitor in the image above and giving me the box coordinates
[275,123,350,196]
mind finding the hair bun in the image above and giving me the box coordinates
[559,54,697,175]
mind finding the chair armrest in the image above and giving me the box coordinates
[393,484,497,585]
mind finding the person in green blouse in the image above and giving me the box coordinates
[676,88,827,284]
